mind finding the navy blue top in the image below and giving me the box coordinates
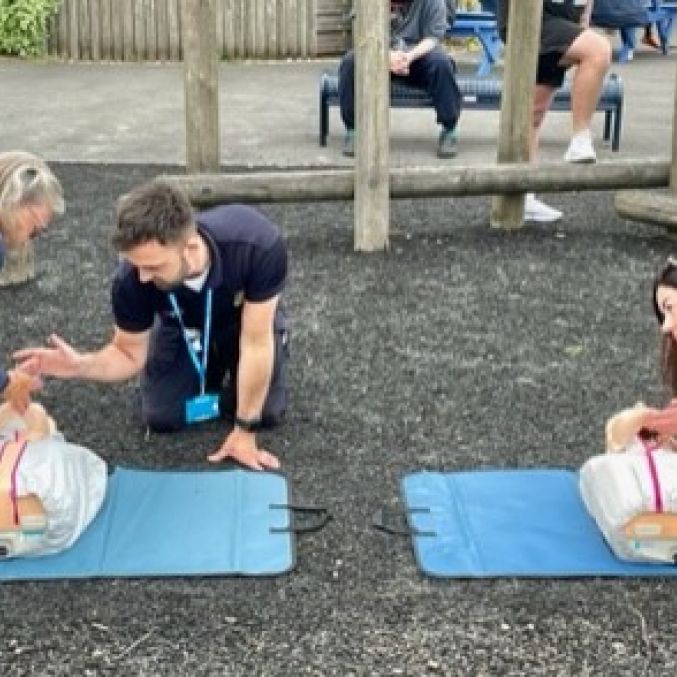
[0,235,6,392]
[111,204,287,339]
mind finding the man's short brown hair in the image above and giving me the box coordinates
[113,180,194,252]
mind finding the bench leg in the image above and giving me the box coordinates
[612,104,622,152]
[320,93,329,147]
[603,110,611,144]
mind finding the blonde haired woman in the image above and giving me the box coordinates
[0,151,64,412]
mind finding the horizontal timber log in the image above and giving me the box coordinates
[615,189,677,229]
[160,159,670,206]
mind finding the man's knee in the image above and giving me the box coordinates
[141,402,186,433]
[261,390,287,429]
[422,48,456,76]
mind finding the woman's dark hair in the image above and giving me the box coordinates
[654,258,677,395]
[113,180,194,252]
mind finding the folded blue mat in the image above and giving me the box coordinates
[0,467,297,580]
[401,469,677,578]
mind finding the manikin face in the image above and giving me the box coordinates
[5,203,53,247]
[123,239,192,291]
[656,284,677,341]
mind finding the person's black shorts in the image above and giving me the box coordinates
[536,50,568,88]
[536,13,584,88]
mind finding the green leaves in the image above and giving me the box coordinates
[0,1,62,57]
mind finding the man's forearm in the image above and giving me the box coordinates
[407,37,438,62]
[581,0,593,28]
[77,343,144,382]
[236,336,274,420]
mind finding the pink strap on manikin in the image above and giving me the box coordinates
[9,439,27,525]
[0,436,28,526]
[641,438,664,513]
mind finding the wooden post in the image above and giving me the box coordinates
[490,0,543,230]
[670,56,677,192]
[0,243,35,287]
[615,57,677,228]
[181,0,220,173]
[353,0,389,251]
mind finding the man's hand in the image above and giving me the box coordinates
[2,369,42,413]
[389,50,410,75]
[13,334,83,379]
[207,428,280,470]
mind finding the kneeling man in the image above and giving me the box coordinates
[16,181,288,471]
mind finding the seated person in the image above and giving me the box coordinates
[338,0,462,159]
[498,1,612,223]
[0,401,107,558]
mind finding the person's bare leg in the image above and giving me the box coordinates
[524,84,562,222]
[530,84,557,161]
[561,30,611,135]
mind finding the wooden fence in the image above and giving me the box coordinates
[46,0,352,61]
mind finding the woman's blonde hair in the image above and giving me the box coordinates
[0,151,64,236]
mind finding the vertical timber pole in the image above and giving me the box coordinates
[0,242,34,287]
[354,0,390,251]
[182,0,220,173]
[490,0,542,229]
[671,57,677,192]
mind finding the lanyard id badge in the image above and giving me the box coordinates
[168,289,221,424]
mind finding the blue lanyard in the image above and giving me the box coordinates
[168,289,212,394]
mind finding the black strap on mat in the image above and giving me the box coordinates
[269,503,332,534]
[371,507,436,538]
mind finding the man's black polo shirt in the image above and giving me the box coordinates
[111,204,287,339]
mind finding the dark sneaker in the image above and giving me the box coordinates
[437,127,458,158]
[342,129,355,157]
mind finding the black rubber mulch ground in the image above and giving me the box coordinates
[2,163,677,675]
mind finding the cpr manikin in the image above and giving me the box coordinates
[580,403,677,564]
[0,402,107,558]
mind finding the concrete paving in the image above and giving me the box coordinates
[1,39,675,168]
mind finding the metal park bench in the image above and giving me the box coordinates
[614,0,677,62]
[447,10,503,77]
[318,72,625,151]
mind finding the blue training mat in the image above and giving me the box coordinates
[0,467,295,580]
[401,469,677,578]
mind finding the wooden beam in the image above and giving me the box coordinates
[160,159,670,205]
[181,0,220,172]
[614,42,677,228]
[615,190,677,230]
[490,0,543,230]
[353,0,389,251]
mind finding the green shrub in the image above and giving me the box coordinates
[0,0,62,57]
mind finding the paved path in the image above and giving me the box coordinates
[1,43,675,168]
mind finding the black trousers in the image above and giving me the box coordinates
[140,306,288,432]
[338,45,462,131]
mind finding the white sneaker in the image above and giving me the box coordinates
[524,193,563,223]
[564,130,597,163]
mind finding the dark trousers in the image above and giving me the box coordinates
[338,45,462,131]
[140,306,289,432]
